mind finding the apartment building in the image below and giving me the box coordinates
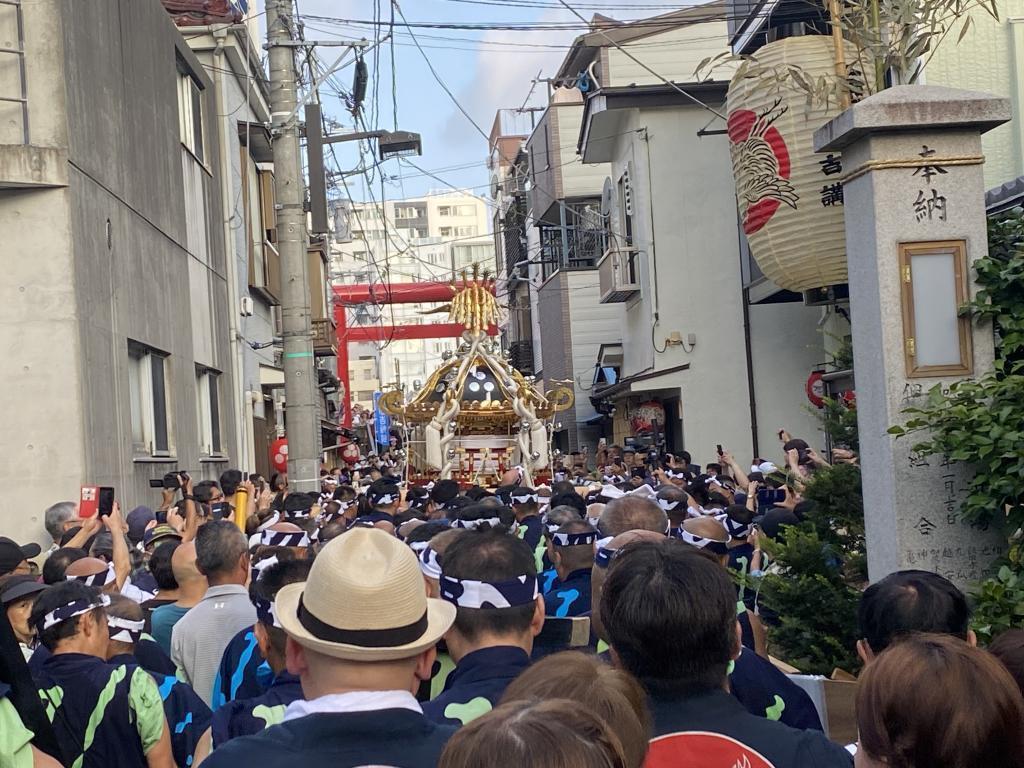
[330,192,496,396]
[1,0,237,545]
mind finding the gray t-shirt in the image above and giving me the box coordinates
[171,584,256,705]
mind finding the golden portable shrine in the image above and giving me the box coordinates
[378,267,575,486]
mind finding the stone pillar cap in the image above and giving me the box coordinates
[813,85,1011,153]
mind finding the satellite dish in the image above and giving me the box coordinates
[600,176,614,216]
[490,175,501,200]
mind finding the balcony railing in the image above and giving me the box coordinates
[539,224,609,282]
[312,318,338,357]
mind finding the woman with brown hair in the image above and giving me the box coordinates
[856,633,1024,768]
[438,698,629,768]
[500,651,651,768]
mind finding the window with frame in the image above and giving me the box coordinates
[440,227,453,237]
[242,151,279,302]
[177,67,205,163]
[438,206,452,216]
[617,171,634,248]
[196,367,223,456]
[128,343,172,457]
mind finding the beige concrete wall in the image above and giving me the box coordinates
[924,1,1024,187]
[1,186,84,547]
[610,104,753,458]
[0,0,81,547]
[605,20,735,87]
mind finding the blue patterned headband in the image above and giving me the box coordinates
[551,531,598,548]
[680,527,730,556]
[419,546,442,580]
[66,562,115,588]
[107,616,144,644]
[594,536,616,569]
[36,594,110,632]
[254,597,283,628]
[723,516,751,539]
[260,530,310,548]
[439,574,538,609]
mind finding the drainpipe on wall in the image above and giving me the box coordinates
[213,27,249,470]
[741,286,759,458]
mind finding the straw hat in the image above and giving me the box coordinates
[276,527,455,661]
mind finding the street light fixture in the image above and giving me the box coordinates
[322,128,423,160]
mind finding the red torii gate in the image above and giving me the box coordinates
[333,281,498,427]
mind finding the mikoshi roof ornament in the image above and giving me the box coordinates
[378,265,574,485]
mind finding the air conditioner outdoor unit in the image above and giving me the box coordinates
[598,246,640,303]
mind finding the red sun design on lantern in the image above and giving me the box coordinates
[728,103,798,235]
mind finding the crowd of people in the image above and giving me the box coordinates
[2,434,1023,768]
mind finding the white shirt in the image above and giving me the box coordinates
[283,690,422,723]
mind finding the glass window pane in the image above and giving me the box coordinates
[209,374,221,453]
[151,355,168,452]
[128,352,144,447]
[911,252,960,367]
[190,80,204,162]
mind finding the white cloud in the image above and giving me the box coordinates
[443,8,579,143]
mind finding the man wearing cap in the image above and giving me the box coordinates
[200,560,312,757]
[201,528,456,768]
[105,594,212,768]
[172,522,255,707]
[29,580,175,768]
[126,507,156,550]
[543,521,597,618]
[0,537,42,579]
[2,575,48,660]
[423,529,543,728]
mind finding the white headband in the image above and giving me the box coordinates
[257,512,281,532]
[38,594,111,631]
[107,615,145,643]
[419,546,442,580]
[66,562,115,588]
[259,530,310,548]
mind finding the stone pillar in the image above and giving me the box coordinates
[813,86,1010,589]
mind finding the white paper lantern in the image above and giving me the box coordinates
[727,36,856,292]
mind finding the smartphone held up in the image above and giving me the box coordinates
[80,485,115,517]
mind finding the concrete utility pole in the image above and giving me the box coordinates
[266,0,320,492]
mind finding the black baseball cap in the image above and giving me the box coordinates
[1,574,48,606]
[0,537,42,577]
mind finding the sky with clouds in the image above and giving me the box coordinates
[283,0,592,206]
